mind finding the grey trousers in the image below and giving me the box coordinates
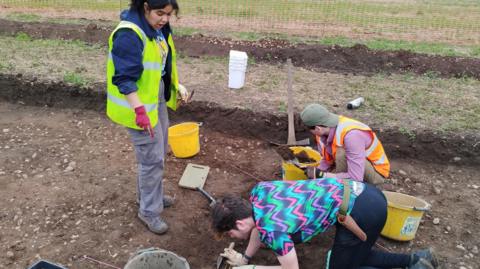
[127,99,169,218]
[334,147,385,185]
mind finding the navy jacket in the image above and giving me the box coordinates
[111,9,175,102]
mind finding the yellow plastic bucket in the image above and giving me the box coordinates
[381,191,430,241]
[168,122,200,158]
[282,146,322,181]
[282,163,308,181]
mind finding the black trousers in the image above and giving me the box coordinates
[328,184,411,269]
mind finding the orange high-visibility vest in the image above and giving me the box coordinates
[316,116,390,178]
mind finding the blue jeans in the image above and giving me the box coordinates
[328,184,411,269]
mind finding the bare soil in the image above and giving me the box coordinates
[0,17,479,269]
[0,18,479,80]
[0,75,479,269]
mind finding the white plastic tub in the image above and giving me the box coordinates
[228,50,248,89]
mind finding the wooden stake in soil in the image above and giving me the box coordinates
[286,58,296,145]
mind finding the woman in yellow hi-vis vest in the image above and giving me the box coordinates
[106,0,189,235]
[300,104,390,185]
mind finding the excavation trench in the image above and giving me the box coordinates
[1,74,478,166]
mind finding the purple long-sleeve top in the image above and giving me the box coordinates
[317,127,372,182]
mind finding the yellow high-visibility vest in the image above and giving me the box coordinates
[106,21,179,129]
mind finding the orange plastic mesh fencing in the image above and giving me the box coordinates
[1,0,479,44]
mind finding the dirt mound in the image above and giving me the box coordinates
[1,19,479,80]
[1,74,478,166]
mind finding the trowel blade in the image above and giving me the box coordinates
[216,254,225,269]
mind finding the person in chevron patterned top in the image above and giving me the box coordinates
[212,178,438,269]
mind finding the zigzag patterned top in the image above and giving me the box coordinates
[250,178,364,256]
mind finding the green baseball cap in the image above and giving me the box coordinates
[300,104,339,127]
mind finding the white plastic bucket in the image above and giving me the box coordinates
[124,248,190,269]
[228,50,248,89]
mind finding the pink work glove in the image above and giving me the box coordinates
[134,106,154,138]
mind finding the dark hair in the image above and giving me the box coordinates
[212,196,252,233]
[130,0,179,14]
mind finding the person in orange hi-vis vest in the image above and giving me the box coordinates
[300,103,389,185]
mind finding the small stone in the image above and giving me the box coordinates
[3,129,10,133]
[446,226,451,231]
[457,244,466,251]
[432,218,440,225]
[472,246,478,254]
[6,251,14,259]
[399,170,407,176]
[64,166,74,172]
[453,157,461,162]
[472,185,479,190]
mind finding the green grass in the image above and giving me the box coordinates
[0,61,12,71]
[398,127,417,141]
[178,0,480,33]
[1,2,479,55]
[12,32,101,50]
[0,33,479,133]
[177,25,480,58]
[3,0,128,11]
[3,0,478,34]
[314,36,480,58]
[348,73,480,132]
[0,35,103,86]
[6,12,41,22]
[278,101,287,113]
[63,71,88,86]
[15,32,32,41]
[176,25,480,58]
[174,27,200,37]
[4,11,116,27]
